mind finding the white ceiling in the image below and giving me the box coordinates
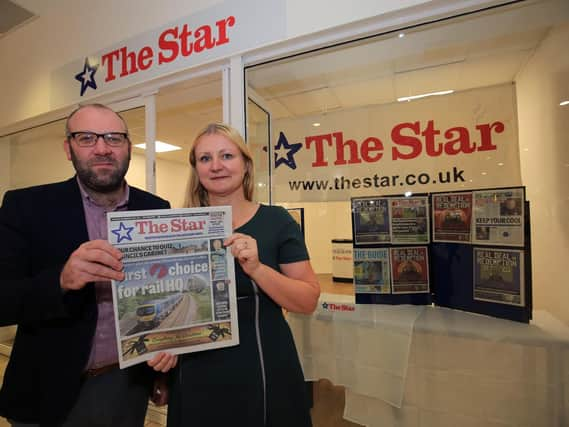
[0,0,35,38]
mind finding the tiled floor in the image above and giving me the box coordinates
[1,379,361,427]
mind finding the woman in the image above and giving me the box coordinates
[167,123,320,427]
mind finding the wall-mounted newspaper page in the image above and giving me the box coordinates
[432,192,473,243]
[389,197,430,244]
[472,188,524,246]
[353,247,390,294]
[352,197,391,245]
[390,246,430,294]
[473,248,524,306]
[107,206,239,368]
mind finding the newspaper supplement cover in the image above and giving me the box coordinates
[107,206,239,368]
[353,248,390,294]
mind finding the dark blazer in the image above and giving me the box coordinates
[0,177,170,425]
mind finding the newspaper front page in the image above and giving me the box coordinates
[352,197,391,244]
[472,188,524,246]
[432,192,473,243]
[353,248,391,294]
[390,246,430,294]
[473,248,524,306]
[107,207,239,368]
[390,197,430,244]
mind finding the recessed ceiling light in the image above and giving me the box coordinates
[398,33,405,38]
[134,141,182,153]
[312,122,321,127]
[497,162,504,166]
[560,100,569,106]
[397,90,454,102]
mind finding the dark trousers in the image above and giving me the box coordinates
[10,366,150,427]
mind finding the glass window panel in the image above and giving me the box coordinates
[245,0,569,317]
[151,74,223,208]
[6,118,73,192]
[246,98,271,204]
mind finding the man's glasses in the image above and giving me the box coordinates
[68,131,129,147]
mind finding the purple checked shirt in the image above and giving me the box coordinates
[77,178,130,370]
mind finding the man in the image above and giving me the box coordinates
[0,104,176,426]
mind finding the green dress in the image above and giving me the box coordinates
[167,205,312,427]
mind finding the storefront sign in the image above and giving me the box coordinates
[51,0,286,106]
[270,84,521,202]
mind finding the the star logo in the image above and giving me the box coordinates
[75,57,99,96]
[274,132,302,170]
[322,302,328,310]
[111,222,134,243]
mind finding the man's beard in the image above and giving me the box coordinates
[70,148,130,194]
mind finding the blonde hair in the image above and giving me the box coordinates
[184,122,255,207]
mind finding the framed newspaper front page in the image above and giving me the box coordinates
[107,206,239,368]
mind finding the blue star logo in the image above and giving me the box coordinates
[111,222,134,243]
[274,132,302,170]
[75,57,99,96]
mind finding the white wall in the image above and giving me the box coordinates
[278,201,352,274]
[125,153,189,208]
[516,23,569,325]
[0,138,10,201]
[0,0,506,130]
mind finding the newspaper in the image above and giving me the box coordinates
[107,207,239,368]
[473,248,524,306]
[432,192,473,243]
[353,248,390,294]
[390,246,430,294]
[352,197,390,244]
[390,197,430,244]
[472,188,524,246]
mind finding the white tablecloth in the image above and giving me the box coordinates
[287,294,569,427]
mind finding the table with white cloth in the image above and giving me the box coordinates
[287,293,569,427]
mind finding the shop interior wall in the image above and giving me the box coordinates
[516,23,569,325]
[277,201,352,275]
[0,139,10,201]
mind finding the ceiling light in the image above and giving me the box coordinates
[312,122,321,127]
[397,90,454,102]
[134,141,182,153]
[560,100,569,106]
[398,33,405,38]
